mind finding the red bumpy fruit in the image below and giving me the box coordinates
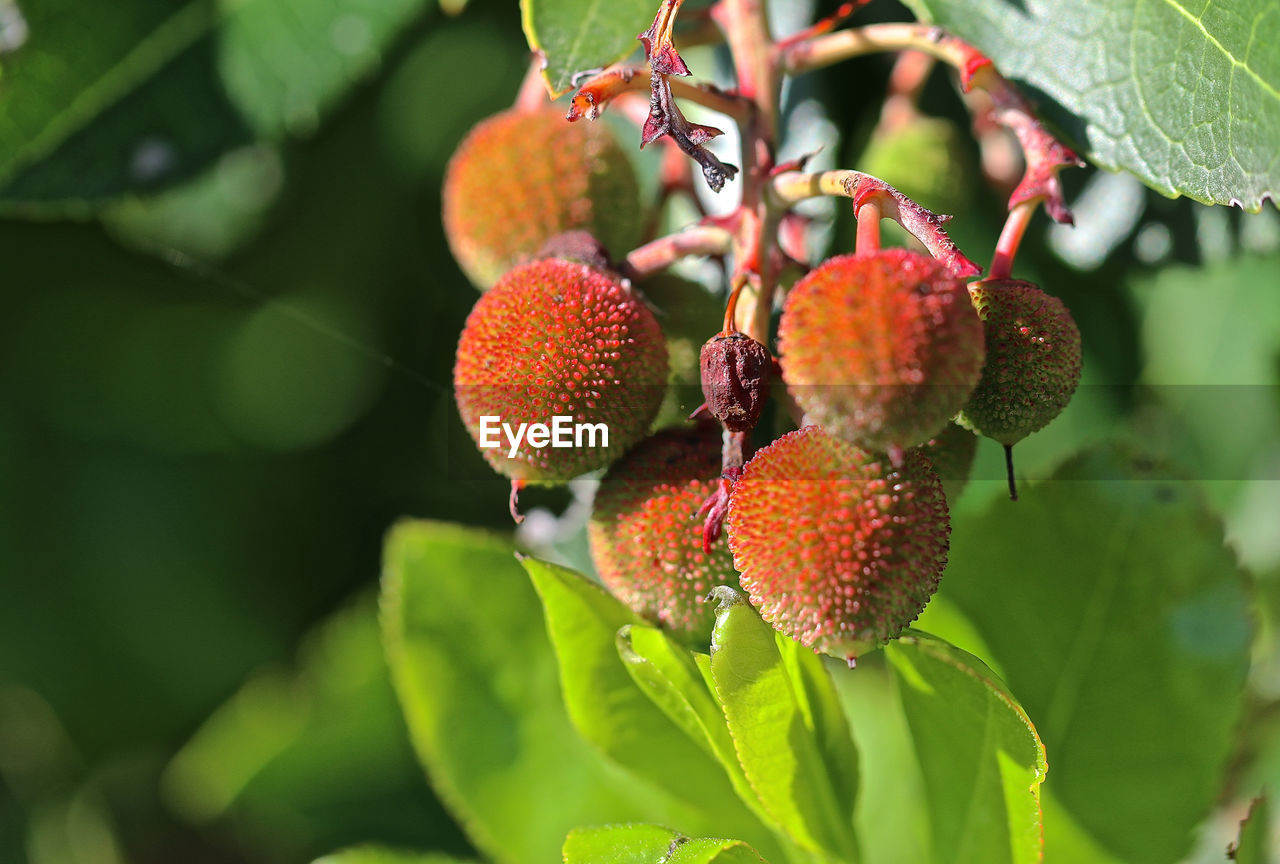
[443,107,642,289]
[726,425,950,661]
[778,249,985,460]
[589,424,739,646]
[453,258,667,486]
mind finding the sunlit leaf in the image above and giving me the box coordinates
[706,589,859,862]
[519,0,655,97]
[563,824,769,864]
[886,632,1047,864]
[904,0,1280,210]
[521,557,781,858]
[382,521,719,864]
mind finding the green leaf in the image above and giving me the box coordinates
[521,556,779,852]
[382,521,729,864]
[773,636,860,820]
[886,633,1047,864]
[925,444,1252,864]
[519,0,655,97]
[563,824,769,864]
[0,0,427,205]
[706,588,859,862]
[616,624,773,827]
[1231,793,1272,864]
[832,656,933,864]
[312,848,477,864]
[903,0,1280,210]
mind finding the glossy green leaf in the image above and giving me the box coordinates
[903,0,1280,210]
[707,588,859,862]
[522,556,780,856]
[0,0,426,205]
[929,444,1252,864]
[1230,793,1272,864]
[832,655,933,864]
[382,521,724,864]
[774,635,859,820]
[312,848,476,864]
[616,624,774,828]
[886,633,1047,864]
[519,0,654,97]
[563,824,769,864]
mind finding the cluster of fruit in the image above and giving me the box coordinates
[445,87,1079,663]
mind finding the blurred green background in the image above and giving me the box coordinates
[0,0,1277,862]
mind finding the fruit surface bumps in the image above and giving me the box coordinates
[726,425,949,660]
[958,279,1082,445]
[589,425,738,645]
[779,249,985,456]
[443,107,642,289]
[453,258,667,484]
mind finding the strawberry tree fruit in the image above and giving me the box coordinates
[958,278,1083,445]
[778,249,986,461]
[443,106,643,289]
[588,423,739,646]
[453,258,667,491]
[726,424,950,663]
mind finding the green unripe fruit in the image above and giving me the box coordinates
[589,425,739,646]
[858,116,975,216]
[726,425,950,662]
[779,249,985,459]
[442,107,643,289]
[453,258,667,485]
[958,279,1082,445]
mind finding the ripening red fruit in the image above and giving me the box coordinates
[589,424,739,645]
[453,258,667,486]
[778,249,985,459]
[443,107,642,289]
[700,332,772,431]
[726,425,949,661]
[958,279,1082,445]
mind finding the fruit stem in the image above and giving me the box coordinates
[723,273,748,334]
[770,169,981,277]
[1003,444,1019,501]
[781,22,982,76]
[509,478,526,523]
[782,22,1081,223]
[714,0,781,352]
[621,224,734,279]
[989,198,1037,280]
[565,67,754,126]
[855,200,881,255]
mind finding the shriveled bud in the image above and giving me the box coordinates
[700,332,772,431]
